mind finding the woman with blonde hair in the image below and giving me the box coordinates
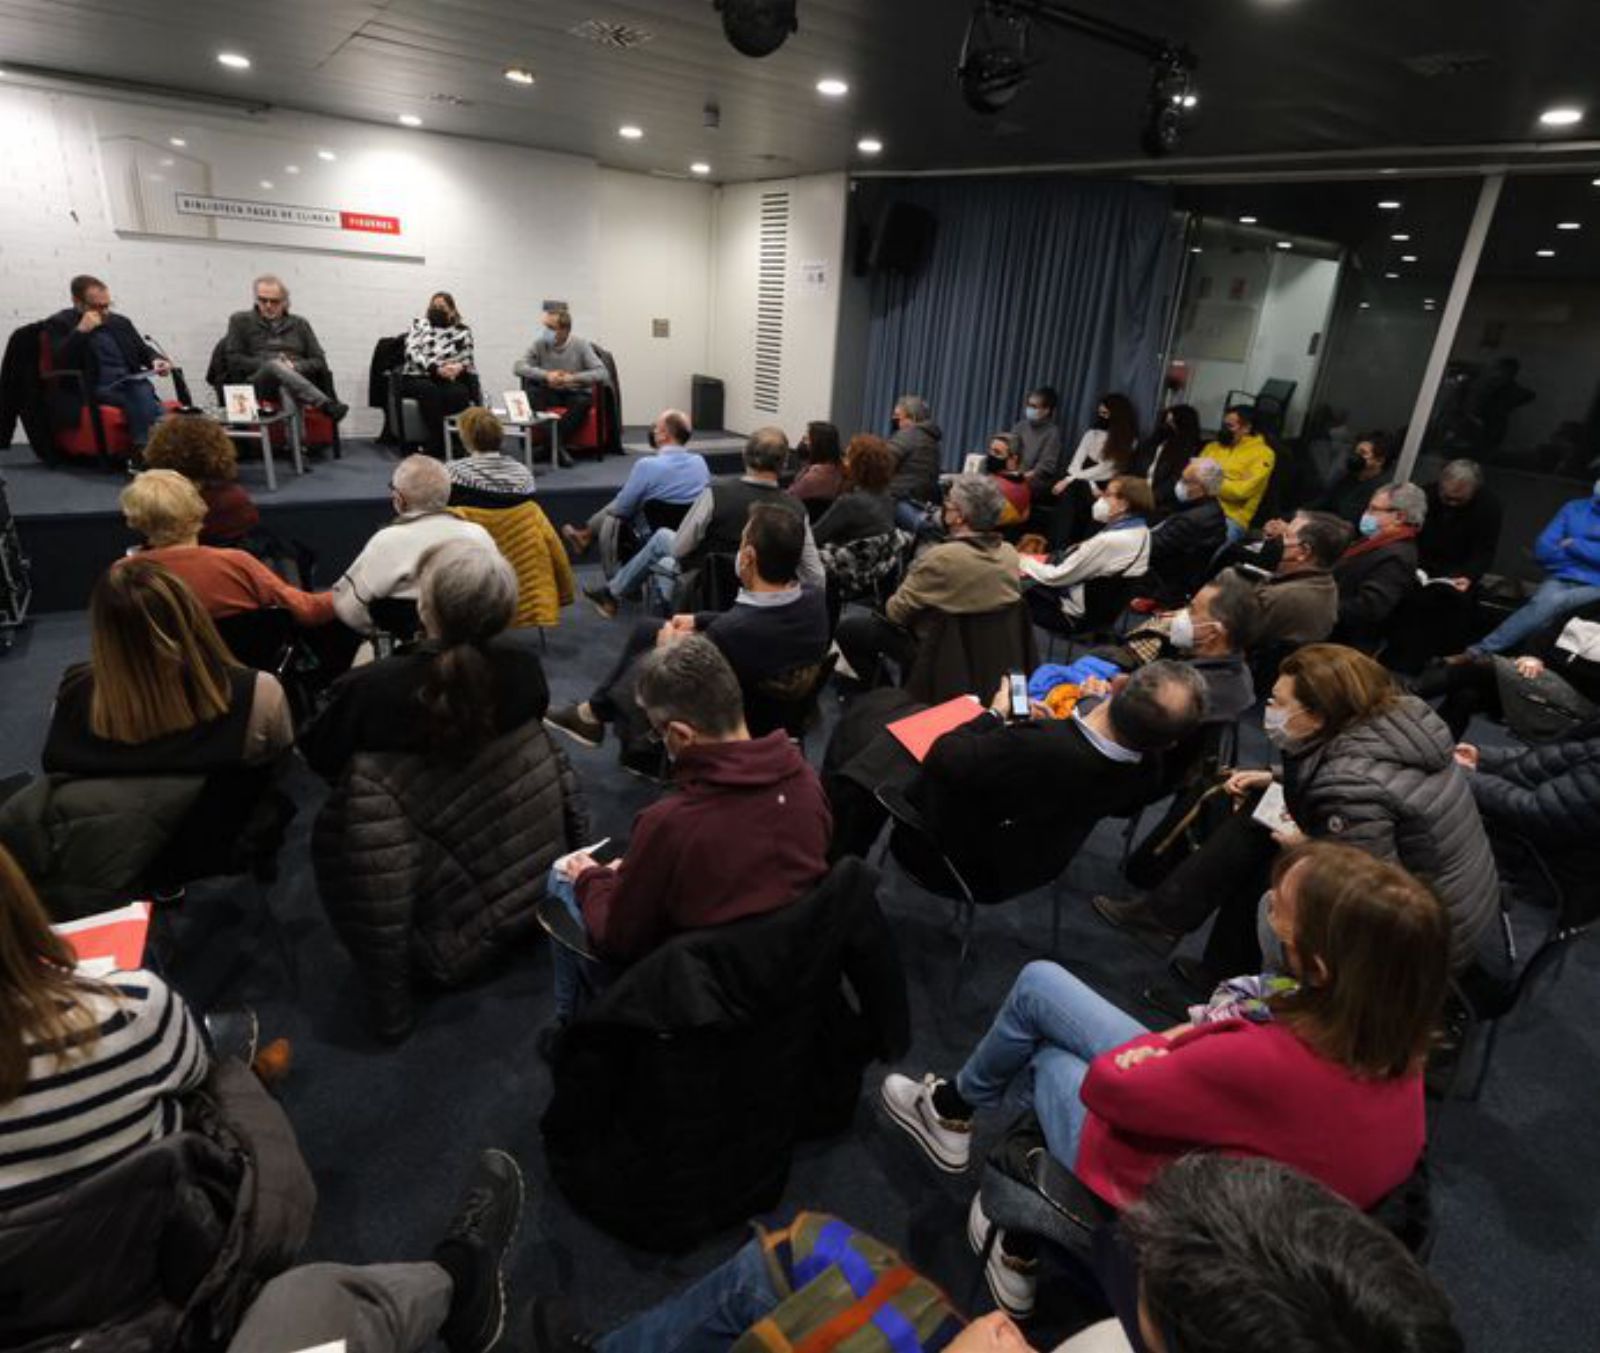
[0,843,208,1202]
[1096,642,1504,1000]
[446,405,537,504]
[42,559,293,774]
[119,469,334,629]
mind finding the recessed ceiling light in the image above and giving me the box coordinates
[158,157,174,167]
[1593,178,1600,187]
[1390,233,1411,241]
[690,162,711,175]
[1359,301,1372,309]
[503,67,535,85]
[618,124,644,139]
[1537,248,1557,257]
[1557,221,1582,230]
[1190,247,1203,255]
[1425,298,1437,304]
[1539,106,1584,127]
[857,137,883,155]
[169,136,187,148]
[317,149,337,161]
[285,164,300,174]
[1276,241,1292,250]
[1385,271,1399,279]
[398,114,423,127]
[1401,254,1418,262]
[1379,167,1399,175]
[816,77,849,97]
[1377,199,1402,210]
[217,52,251,70]
[1238,215,1257,224]
[1181,94,1198,109]
[259,179,274,189]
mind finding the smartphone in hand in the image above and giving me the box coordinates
[1007,672,1031,721]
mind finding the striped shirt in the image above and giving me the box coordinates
[402,317,475,375]
[0,971,209,1204]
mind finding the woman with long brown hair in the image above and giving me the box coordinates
[1096,642,1503,998]
[0,844,207,1202]
[41,560,293,775]
[883,840,1448,1318]
[1049,392,1142,545]
[400,289,477,458]
[812,434,898,548]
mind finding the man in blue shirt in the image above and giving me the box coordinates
[564,408,710,615]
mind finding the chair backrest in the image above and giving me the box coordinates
[694,552,742,612]
[746,651,838,739]
[905,601,1039,705]
[213,606,296,677]
[368,596,423,642]
[1079,574,1134,633]
[642,498,692,533]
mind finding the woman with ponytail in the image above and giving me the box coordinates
[299,539,547,780]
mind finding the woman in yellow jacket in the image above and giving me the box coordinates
[1202,405,1276,541]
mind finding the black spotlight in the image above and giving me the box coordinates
[956,3,1034,114]
[1140,47,1199,156]
[715,0,798,58]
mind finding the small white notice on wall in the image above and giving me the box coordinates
[797,260,828,295]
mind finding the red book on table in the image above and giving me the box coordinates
[887,695,985,763]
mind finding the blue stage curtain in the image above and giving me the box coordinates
[860,176,1181,469]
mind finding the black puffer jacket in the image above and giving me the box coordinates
[1471,732,1600,851]
[1283,694,1500,970]
[0,1060,314,1352]
[543,857,908,1252]
[312,719,588,1039]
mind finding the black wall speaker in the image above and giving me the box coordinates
[868,202,937,274]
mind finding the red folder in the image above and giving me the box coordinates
[52,902,152,976]
[887,695,985,762]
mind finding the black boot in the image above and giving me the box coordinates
[432,1149,525,1353]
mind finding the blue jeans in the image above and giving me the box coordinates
[1473,577,1600,655]
[955,961,1148,1167]
[598,1237,778,1353]
[1223,516,1247,544]
[609,526,680,607]
[98,379,164,447]
[547,869,605,1021]
[893,498,931,532]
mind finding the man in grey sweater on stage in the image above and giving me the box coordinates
[512,306,607,467]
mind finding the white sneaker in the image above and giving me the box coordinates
[879,1073,972,1173]
[967,1191,1038,1320]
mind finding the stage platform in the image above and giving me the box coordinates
[1,429,748,613]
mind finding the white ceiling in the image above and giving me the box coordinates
[4,0,1600,181]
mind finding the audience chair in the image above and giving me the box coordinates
[1450,833,1596,1099]
[367,596,424,660]
[1221,377,1296,437]
[744,652,839,744]
[1034,575,1136,663]
[541,857,909,1252]
[904,602,1039,706]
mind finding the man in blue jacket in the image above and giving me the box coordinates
[1463,485,1600,656]
[46,275,171,452]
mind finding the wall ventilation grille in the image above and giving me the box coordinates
[568,19,655,49]
[753,190,790,416]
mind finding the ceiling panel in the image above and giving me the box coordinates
[3,1,1600,181]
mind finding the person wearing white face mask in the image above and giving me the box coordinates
[1022,474,1153,634]
[1330,482,1426,650]
[512,306,607,467]
[1093,643,1503,1019]
[1144,457,1228,605]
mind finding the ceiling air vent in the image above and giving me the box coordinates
[1403,51,1493,78]
[569,19,655,49]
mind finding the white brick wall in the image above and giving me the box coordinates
[0,84,713,433]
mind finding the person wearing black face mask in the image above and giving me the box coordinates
[400,290,477,458]
[1308,431,1395,529]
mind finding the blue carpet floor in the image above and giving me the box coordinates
[0,588,1595,1352]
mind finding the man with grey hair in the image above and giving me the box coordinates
[1145,455,1228,604]
[888,393,944,528]
[332,454,495,633]
[834,473,1020,685]
[1330,480,1426,648]
[220,274,348,422]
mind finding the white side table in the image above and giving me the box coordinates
[218,409,303,491]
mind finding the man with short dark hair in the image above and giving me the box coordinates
[512,305,607,467]
[1010,385,1064,490]
[221,274,349,422]
[540,634,830,1038]
[1200,405,1275,540]
[45,275,173,453]
[1249,509,1344,647]
[545,503,828,750]
[894,660,1206,900]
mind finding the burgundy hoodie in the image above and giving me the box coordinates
[576,731,832,963]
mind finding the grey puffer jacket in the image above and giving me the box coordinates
[312,719,589,1039]
[1283,694,1499,971]
[888,421,944,503]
